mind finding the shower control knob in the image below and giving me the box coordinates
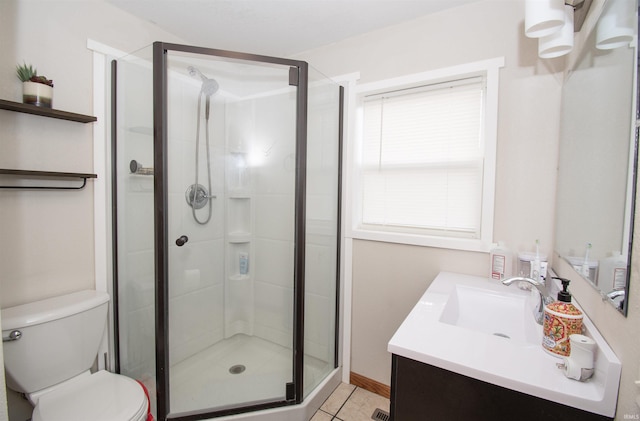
[176,235,189,247]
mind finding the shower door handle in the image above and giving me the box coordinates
[176,235,189,247]
[3,330,21,342]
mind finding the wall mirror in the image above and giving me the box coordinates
[554,0,638,315]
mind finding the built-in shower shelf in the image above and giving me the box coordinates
[229,274,251,282]
[0,99,97,123]
[228,192,251,199]
[128,126,153,136]
[228,232,251,243]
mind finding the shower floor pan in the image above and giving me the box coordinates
[168,334,330,414]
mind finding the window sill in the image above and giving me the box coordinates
[348,228,492,253]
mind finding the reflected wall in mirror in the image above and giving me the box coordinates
[554,0,638,315]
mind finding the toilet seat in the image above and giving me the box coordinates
[32,370,148,421]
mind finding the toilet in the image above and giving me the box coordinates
[1,290,149,421]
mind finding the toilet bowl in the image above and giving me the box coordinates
[1,290,149,421]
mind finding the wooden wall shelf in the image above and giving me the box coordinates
[0,99,97,123]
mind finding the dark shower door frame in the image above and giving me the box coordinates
[112,42,308,421]
[152,42,309,421]
[112,41,343,421]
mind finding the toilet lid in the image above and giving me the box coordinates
[32,371,148,421]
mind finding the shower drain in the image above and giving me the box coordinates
[493,332,511,339]
[229,364,246,374]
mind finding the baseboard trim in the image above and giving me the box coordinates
[350,371,391,399]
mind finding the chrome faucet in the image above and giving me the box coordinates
[502,276,554,325]
[604,289,625,311]
[605,289,625,300]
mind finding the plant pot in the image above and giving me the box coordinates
[22,81,53,108]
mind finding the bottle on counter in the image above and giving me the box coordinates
[542,278,583,357]
[598,251,627,292]
[489,241,513,281]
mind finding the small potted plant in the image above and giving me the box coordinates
[16,62,54,108]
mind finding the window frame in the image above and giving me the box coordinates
[348,57,504,252]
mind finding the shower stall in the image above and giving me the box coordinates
[112,42,342,420]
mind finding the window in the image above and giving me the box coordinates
[351,58,504,251]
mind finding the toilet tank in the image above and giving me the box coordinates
[1,290,110,394]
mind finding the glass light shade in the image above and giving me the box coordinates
[525,0,566,38]
[596,0,635,50]
[539,5,574,58]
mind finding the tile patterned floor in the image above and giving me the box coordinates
[312,383,390,421]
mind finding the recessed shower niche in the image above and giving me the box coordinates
[227,197,251,241]
[112,42,342,420]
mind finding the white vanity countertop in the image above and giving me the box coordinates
[387,271,621,418]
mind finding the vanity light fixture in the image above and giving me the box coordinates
[596,0,635,50]
[525,0,566,38]
[526,0,634,59]
[539,5,575,58]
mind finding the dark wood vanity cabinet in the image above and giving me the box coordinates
[390,354,613,421]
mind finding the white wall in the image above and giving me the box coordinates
[296,0,564,388]
[0,0,186,308]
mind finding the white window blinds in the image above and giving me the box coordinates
[360,77,485,238]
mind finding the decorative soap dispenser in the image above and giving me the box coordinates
[542,278,583,357]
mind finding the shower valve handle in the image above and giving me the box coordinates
[176,235,189,247]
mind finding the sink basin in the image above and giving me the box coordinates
[439,284,541,345]
[388,271,621,418]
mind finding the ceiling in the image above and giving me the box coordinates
[107,0,483,57]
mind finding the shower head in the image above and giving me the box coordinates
[187,66,219,96]
[201,78,219,96]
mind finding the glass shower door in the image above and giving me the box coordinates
[114,42,334,421]
[113,44,158,417]
[161,46,302,417]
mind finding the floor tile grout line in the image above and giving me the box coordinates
[333,386,358,419]
[320,384,358,417]
[315,408,335,419]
